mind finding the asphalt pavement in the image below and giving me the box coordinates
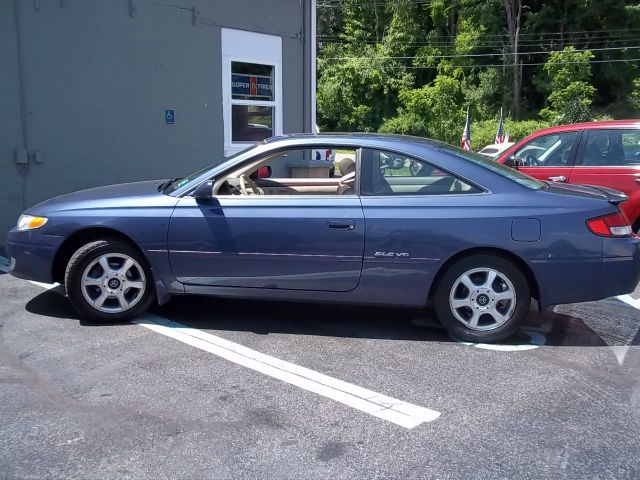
[0,266,639,479]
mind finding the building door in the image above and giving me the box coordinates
[0,1,28,237]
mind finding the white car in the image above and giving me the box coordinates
[477,142,514,159]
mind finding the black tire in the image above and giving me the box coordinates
[64,239,155,323]
[434,254,531,343]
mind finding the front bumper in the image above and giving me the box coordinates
[4,228,64,284]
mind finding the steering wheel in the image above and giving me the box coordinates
[523,154,539,167]
[239,174,264,196]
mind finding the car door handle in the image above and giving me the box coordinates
[548,176,567,182]
[328,219,355,231]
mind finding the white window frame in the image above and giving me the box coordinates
[221,29,283,157]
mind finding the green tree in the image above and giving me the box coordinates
[317,44,414,132]
[379,63,466,144]
[540,47,596,124]
[629,78,640,112]
[316,0,638,138]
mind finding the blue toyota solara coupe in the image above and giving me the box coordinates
[6,134,640,342]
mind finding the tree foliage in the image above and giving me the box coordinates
[540,47,596,124]
[317,0,640,148]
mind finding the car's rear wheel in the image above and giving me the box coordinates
[65,239,154,322]
[434,254,531,343]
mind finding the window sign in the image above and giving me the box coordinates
[231,74,273,100]
[231,62,274,101]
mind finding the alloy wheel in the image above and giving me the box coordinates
[449,267,516,331]
[80,253,146,313]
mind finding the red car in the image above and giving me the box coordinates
[496,120,640,233]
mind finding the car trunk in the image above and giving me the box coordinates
[545,182,628,206]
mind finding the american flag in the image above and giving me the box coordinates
[460,105,472,151]
[495,108,505,144]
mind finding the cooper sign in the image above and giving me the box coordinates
[232,74,273,100]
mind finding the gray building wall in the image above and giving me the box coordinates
[1,0,313,238]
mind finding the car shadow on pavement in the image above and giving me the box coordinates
[24,289,639,347]
[540,299,640,348]
[24,289,135,327]
[153,295,456,343]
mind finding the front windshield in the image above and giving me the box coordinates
[436,144,546,190]
[162,144,258,194]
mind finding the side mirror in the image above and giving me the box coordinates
[504,156,522,169]
[257,166,272,179]
[193,180,214,200]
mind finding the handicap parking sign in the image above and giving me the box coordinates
[165,109,175,125]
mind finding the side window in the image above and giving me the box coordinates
[581,130,640,166]
[622,131,640,165]
[360,149,480,196]
[215,147,359,197]
[263,148,356,179]
[513,132,578,167]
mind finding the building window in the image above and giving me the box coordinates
[230,62,275,142]
[222,29,282,156]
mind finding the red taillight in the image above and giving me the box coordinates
[586,212,633,237]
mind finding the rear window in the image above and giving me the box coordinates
[479,148,498,155]
[435,144,546,190]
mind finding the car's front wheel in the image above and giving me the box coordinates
[434,254,531,343]
[65,239,154,322]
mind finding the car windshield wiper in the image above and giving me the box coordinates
[159,177,184,192]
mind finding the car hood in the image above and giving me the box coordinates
[27,180,173,214]
[545,182,628,205]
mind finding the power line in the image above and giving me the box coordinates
[318,0,431,7]
[318,37,640,49]
[317,57,640,69]
[318,29,640,40]
[318,32,640,45]
[320,45,640,60]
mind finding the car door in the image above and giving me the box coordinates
[167,150,365,292]
[358,148,485,303]
[511,131,581,184]
[569,128,640,224]
[569,128,640,195]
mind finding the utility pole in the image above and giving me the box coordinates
[504,0,523,119]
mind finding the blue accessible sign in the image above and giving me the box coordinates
[165,109,175,125]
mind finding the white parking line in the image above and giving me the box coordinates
[0,259,9,273]
[617,294,640,310]
[136,314,440,428]
[0,256,440,429]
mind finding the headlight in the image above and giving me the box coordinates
[17,214,48,231]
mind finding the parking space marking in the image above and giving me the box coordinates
[455,329,547,351]
[0,257,440,429]
[611,295,640,365]
[134,315,440,429]
[617,294,640,311]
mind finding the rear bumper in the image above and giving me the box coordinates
[4,229,64,284]
[533,237,640,307]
